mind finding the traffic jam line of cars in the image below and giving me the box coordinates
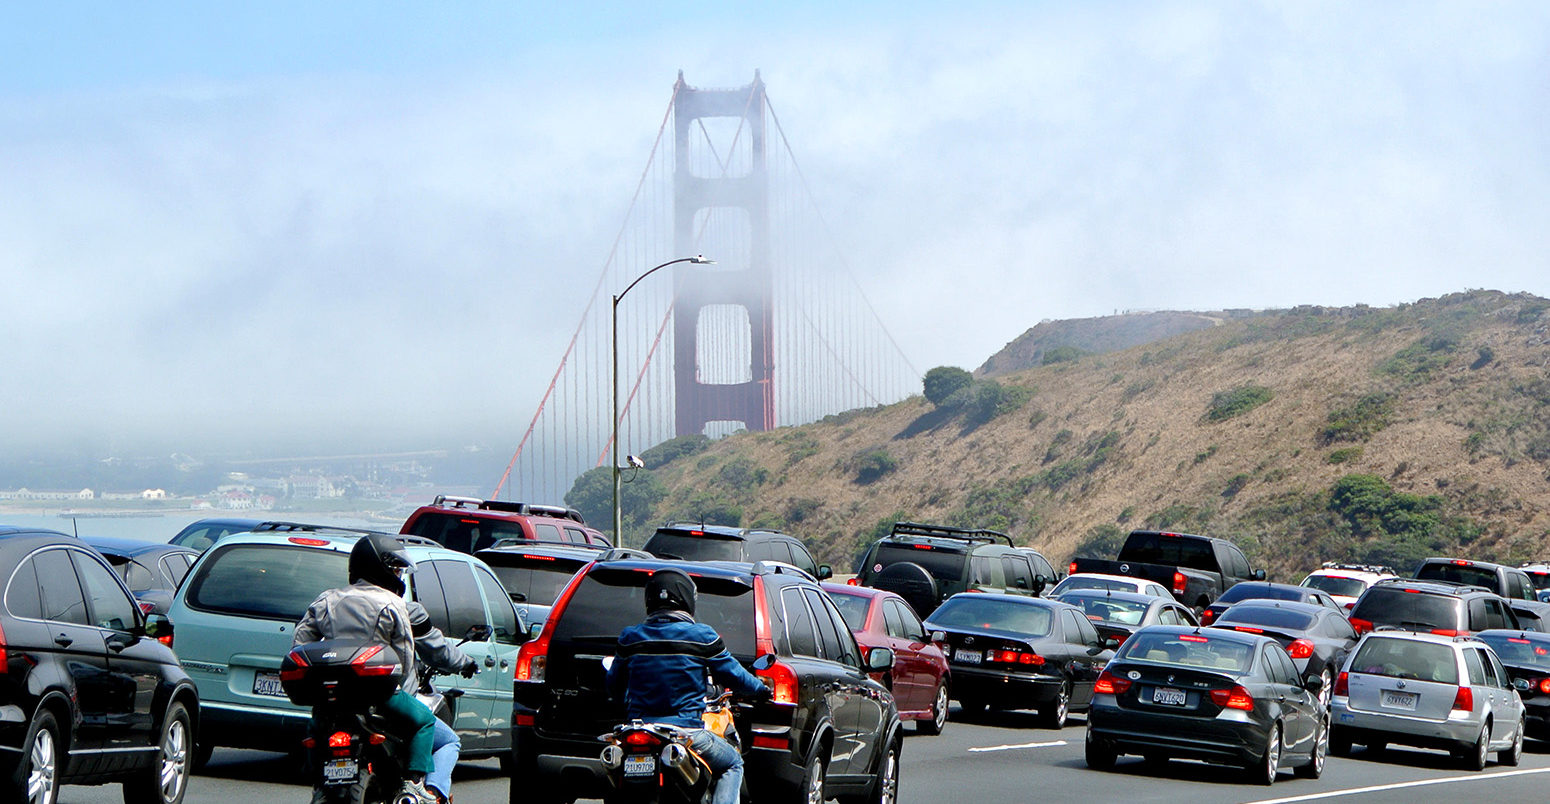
[9,507,1550,802]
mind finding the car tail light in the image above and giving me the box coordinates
[1172,572,1187,595]
[1333,672,1348,696]
[1539,678,1550,695]
[1069,562,1079,576]
[1344,601,1355,610]
[280,648,310,681]
[846,578,859,586]
[989,650,1043,665]
[516,565,591,682]
[1452,559,1471,566]
[1210,685,1255,711]
[756,658,800,705]
[1232,626,1264,634]
[1200,609,1216,625]
[623,731,662,747]
[1349,617,1373,635]
[1287,639,1315,659]
[328,732,352,748]
[751,734,786,750]
[288,537,330,546]
[515,713,535,727]
[1452,686,1473,712]
[1095,669,1131,695]
[1430,629,1461,637]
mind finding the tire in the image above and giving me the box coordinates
[1458,723,1490,771]
[123,701,193,804]
[1316,668,1333,711]
[840,739,899,804]
[870,562,939,621]
[1501,715,1524,767]
[7,709,61,804]
[1365,740,1387,754]
[1040,679,1072,729]
[1296,717,1328,780]
[1249,724,1280,786]
[956,695,987,720]
[1329,724,1352,757]
[498,750,515,774]
[917,682,949,735]
[794,748,827,804]
[1084,728,1116,771]
[190,740,214,774]
[1142,754,1169,771]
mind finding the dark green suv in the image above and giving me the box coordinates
[854,522,1054,616]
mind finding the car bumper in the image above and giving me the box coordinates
[1525,701,1550,740]
[199,700,311,750]
[1087,695,1266,765]
[950,666,1063,707]
[1330,696,1482,748]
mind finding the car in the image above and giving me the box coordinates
[0,526,199,804]
[1085,625,1328,784]
[511,557,903,804]
[853,521,1052,617]
[400,495,611,553]
[1049,572,1174,600]
[1300,562,1397,610]
[923,593,1113,727]
[167,516,264,551]
[1348,578,1520,637]
[1516,562,1550,601]
[1070,529,1265,612]
[1329,630,1525,769]
[1199,581,1343,627]
[166,522,526,769]
[1012,546,1062,587]
[1207,600,1359,708]
[822,582,952,734]
[1054,588,1198,649]
[474,541,649,632]
[1414,557,1550,627]
[81,535,202,615]
[643,523,830,580]
[1475,629,1550,742]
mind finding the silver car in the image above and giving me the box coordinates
[1329,631,1524,769]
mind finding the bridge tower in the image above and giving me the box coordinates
[672,71,775,436]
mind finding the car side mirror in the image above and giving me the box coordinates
[866,647,894,672]
[817,565,833,580]
[527,622,544,640]
[1103,637,1121,650]
[1514,678,1532,692]
[1032,575,1048,595]
[930,630,946,644]
[1303,674,1325,694]
[1087,641,1108,655]
[1252,569,1267,581]
[144,614,174,645]
[752,653,778,672]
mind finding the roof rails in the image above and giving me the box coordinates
[1373,577,1495,595]
[1320,561,1396,575]
[430,495,587,524]
[253,521,391,537]
[750,560,817,582]
[886,521,1014,547]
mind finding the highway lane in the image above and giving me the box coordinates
[57,708,1550,803]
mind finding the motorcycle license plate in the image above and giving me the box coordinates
[322,758,359,785]
[623,755,657,777]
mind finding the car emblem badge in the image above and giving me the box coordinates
[1128,670,1141,680]
[1396,680,1406,689]
[1168,674,1175,684]
[964,637,974,646]
[1120,563,1131,573]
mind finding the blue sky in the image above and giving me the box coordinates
[3,2,1548,455]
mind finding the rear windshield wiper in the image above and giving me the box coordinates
[653,551,684,560]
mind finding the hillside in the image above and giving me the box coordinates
[596,290,1550,581]
[976,310,1248,376]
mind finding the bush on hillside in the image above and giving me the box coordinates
[1042,345,1087,365]
[1206,384,1274,422]
[923,366,973,407]
[1378,334,1459,383]
[564,466,667,541]
[639,434,711,468]
[849,447,897,485]
[1322,392,1396,443]
[1071,524,1126,559]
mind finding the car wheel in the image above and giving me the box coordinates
[957,695,987,720]
[124,701,192,804]
[1501,715,1524,767]
[1295,716,1328,779]
[1041,679,1072,729]
[1329,725,1352,757]
[1249,723,1280,786]
[840,739,899,804]
[918,683,949,735]
[7,709,61,804]
[1084,728,1116,771]
[1456,722,1490,771]
[795,749,827,804]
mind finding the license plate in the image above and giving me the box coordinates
[1381,690,1417,710]
[252,671,285,697]
[955,649,982,665]
[1152,687,1187,706]
[623,755,656,777]
[322,758,358,785]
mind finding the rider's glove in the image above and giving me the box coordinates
[459,659,479,679]
[753,684,775,703]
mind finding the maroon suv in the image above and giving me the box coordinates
[400,495,610,553]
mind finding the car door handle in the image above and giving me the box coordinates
[499,660,509,670]
[54,633,73,647]
[484,655,497,667]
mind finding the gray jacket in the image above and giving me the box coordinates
[294,580,418,693]
[406,600,473,676]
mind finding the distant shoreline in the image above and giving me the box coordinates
[0,503,402,522]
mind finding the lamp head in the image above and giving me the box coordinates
[690,255,715,264]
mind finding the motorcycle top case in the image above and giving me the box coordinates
[281,638,407,707]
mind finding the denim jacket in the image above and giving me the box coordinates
[606,611,765,728]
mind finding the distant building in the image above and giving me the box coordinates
[0,488,95,501]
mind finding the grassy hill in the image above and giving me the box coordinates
[596,290,1550,581]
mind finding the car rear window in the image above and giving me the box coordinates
[184,544,349,621]
[1478,633,1550,670]
[870,544,967,583]
[1119,534,1217,572]
[1213,605,1316,631]
[407,512,527,552]
[927,597,1052,637]
[1415,562,1499,590]
[643,532,743,562]
[1119,631,1256,674]
[1054,576,1135,595]
[1351,587,1461,631]
[486,556,587,606]
[826,591,871,630]
[1060,595,1149,626]
[1218,584,1302,604]
[1302,575,1367,598]
[551,568,755,657]
[1351,637,1459,684]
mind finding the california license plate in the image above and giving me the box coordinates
[252,672,285,697]
[322,758,358,785]
[955,649,983,665]
[1153,687,1187,706]
[623,755,656,777]
[1381,690,1417,710]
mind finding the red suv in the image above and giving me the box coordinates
[822,582,951,735]
[400,495,611,553]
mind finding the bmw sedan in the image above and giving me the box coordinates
[1208,600,1358,708]
[1056,589,1199,649]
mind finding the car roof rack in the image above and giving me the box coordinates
[429,495,587,524]
[750,560,817,582]
[1373,577,1494,595]
[1320,561,1396,575]
[597,547,654,562]
[253,521,391,537]
[885,521,1014,547]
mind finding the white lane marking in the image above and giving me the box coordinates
[1244,766,1550,804]
[967,740,1068,753]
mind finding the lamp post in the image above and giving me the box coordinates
[613,255,714,543]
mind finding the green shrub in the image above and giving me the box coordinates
[1042,346,1086,365]
[639,434,711,468]
[923,366,973,407]
[718,457,769,489]
[849,448,897,485]
[1072,524,1126,559]
[1206,384,1275,422]
[784,497,823,524]
[1194,445,1218,464]
[1322,392,1396,443]
[1222,474,1251,498]
[1328,447,1363,464]
[1378,335,1458,383]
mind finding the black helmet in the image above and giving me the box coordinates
[645,568,696,616]
[349,533,414,596]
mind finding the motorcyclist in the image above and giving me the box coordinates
[406,598,480,804]
[293,533,474,804]
[605,568,770,804]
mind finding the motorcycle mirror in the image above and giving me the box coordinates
[751,653,777,672]
[461,624,493,643]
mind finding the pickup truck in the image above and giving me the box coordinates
[1413,556,1550,630]
[1068,530,1264,612]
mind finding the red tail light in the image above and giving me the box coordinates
[756,658,800,705]
[517,565,591,682]
[846,578,859,586]
[327,731,351,748]
[1172,572,1187,595]
[623,730,662,747]
[1069,562,1079,576]
[1452,686,1473,712]
[1344,601,1355,611]
[1095,669,1131,695]
[1200,609,1216,625]
[1333,672,1349,696]
[989,649,1044,665]
[1286,639,1315,659]
[367,733,387,745]
[1349,617,1373,635]
[1210,685,1255,711]
[1430,629,1461,637]
[351,645,396,676]
[1538,679,1550,695]
[751,734,786,750]
[288,537,330,546]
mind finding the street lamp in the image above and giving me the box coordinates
[613,255,714,543]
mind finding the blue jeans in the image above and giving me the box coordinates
[425,717,461,802]
[687,729,742,804]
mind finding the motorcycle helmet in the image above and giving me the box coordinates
[645,567,697,616]
[349,532,414,597]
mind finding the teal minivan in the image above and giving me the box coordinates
[165,524,526,768]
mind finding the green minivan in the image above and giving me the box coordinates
[166,524,526,768]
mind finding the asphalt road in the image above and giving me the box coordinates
[59,708,1550,804]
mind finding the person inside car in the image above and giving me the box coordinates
[605,568,770,804]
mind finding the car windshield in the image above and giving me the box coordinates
[184,544,349,621]
[407,512,527,552]
[1060,595,1149,625]
[1053,576,1136,595]
[1303,575,1367,598]
[927,598,1052,637]
[1478,634,1550,670]
[871,544,967,583]
[1119,632,1255,674]
[1415,562,1499,590]
[1214,605,1316,632]
[1350,587,1460,631]
[1218,584,1302,604]
[1523,571,1550,591]
[487,557,586,606]
[827,592,871,631]
[1350,637,1459,684]
[550,568,755,657]
[643,532,743,562]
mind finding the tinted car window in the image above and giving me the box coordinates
[1215,605,1316,631]
[1415,562,1499,590]
[644,533,743,562]
[114,558,156,593]
[1303,575,1367,597]
[1482,598,1510,631]
[1002,556,1035,590]
[1478,633,1550,669]
[36,548,90,625]
[806,588,848,662]
[1157,607,1181,626]
[870,544,966,582]
[564,528,590,545]
[74,551,138,631]
[186,544,349,621]
[969,556,998,585]
[828,591,870,631]
[1223,545,1251,579]
[1027,553,1056,580]
[1217,584,1303,604]
[1463,648,1487,685]
[487,557,585,606]
[929,598,1053,637]
[882,600,907,637]
[552,570,755,658]
[1486,650,1511,689]
[6,554,43,620]
[1351,638,1459,683]
[413,563,450,627]
[1121,535,1217,571]
[892,601,926,639]
[162,553,193,587]
[408,513,526,552]
[1119,631,1255,674]
[808,589,861,666]
[1063,596,1149,626]
[781,587,820,657]
[1322,613,1357,641]
[784,542,819,576]
[1351,587,1460,630]
[474,566,522,645]
[426,560,487,640]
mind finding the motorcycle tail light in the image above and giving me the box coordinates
[367,733,387,745]
[624,731,662,747]
[327,732,351,748]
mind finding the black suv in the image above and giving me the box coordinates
[475,541,650,633]
[1348,578,1521,637]
[642,523,831,580]
[511,558,901,804]
[0,527,200,804]
[853,522,1051,616]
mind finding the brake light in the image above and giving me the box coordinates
[753,576,776,657]
[1509,637,1532,644]
[1211,685,1255,711]
[846,578,859,586]
[515,713,535,727]
[280,648,311,681]
[1430,629,1461,637]
[1287,639,1315,659]
[1452,686,1473,712]
[1095,669,1131,695]
[623,731,662,747]
[1179,634,1209,643]
[757,658,800,705]
[1069,562,1079,576]
[367,733,387,745]
[1333,672,1348,696]
[288,537,330,546]
[1172,572,1186,595]
[516,565,589,682]
[1233,626,1264,634]
[689,530,704,536]
[752,734,786,750]
[1539,679,1550,695]
[351,645,397,676]
[989,649,1044,665]
[1453,559,1471,566]
[328,732,351,748]
[1200,609,1216,625]
[1349,617,1373,635]
[522,554,557,561]
[912,544,934,550]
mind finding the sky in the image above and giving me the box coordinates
[3,1,1547,459]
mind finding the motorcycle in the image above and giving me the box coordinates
[281,639,465,804]
[598,688,746,804]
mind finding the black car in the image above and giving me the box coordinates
[1208,601,1358,707]
[642,523,830,580]
[0,527,199,804]
[1349,578,1520,637]
[81,535,202,616]
[923,593,1113,728]
[854,522,1053,617]
[475,541,650,633]
[1055,589,1199,648]
[1199,581,1342,627]
[1476,629,1550,741]
[1086,625,1327,785]
[166,517,263,551]
[511,557,901,804]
